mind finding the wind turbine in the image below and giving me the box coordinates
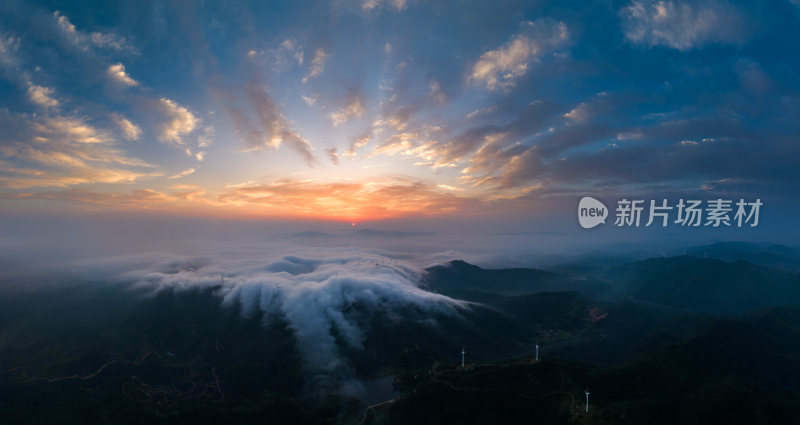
[535,343,539,362]
[584,388,590,413]
[461,347,465,368]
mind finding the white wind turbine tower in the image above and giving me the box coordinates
[584,388,590,413]
[461,347,465,368]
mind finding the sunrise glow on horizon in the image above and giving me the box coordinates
[1,0,799,228]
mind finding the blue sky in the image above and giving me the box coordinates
[0,0,799,241]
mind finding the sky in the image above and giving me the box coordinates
[0,0,799,250]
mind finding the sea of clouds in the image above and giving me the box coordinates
[53,243,472,395]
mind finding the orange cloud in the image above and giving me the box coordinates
[216,178,482,220]
[2,178,489,221]
[4,188,173,208]
[0,112,158,189]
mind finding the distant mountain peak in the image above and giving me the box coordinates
[290,231,337,238]
[350,228,431,238]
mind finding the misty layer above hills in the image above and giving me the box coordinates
[2,241,800,424]
[529,241,800,271]
[427,254,800,316]
[96,247,474,394]
[291,229,433,239]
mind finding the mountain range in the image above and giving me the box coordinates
[2,244,800,424]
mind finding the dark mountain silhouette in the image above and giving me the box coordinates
[368,306,800,425]
[610,256,800,315]
[681,242,800,271]
[4,254,800,424]
[423,260,614,298]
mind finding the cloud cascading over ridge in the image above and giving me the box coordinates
[91,246,469,389]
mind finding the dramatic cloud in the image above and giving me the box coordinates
[54,11,81,44]
[158,98,199,145]
[2,187,172,206]
[329,93,365,126]
[563,102,590,122]
[54,11,134,52]
[327,147,339,165]
[466,104,496,119]
[277,39,304,68]
[362,0,410,13]
[0,0,798,227]
[168,168,196,179]
[88,32,132,51]
[468,18,569,91]
[367,131,422,157]
[367,99,563,181]
[253,39,305,72]
[107,63,138,86]
[0,35,18,66]
[235,83,315,165]
[26,83,59,108]
[345,132,371,157]
[620,0,748,50]
[428,81,446,103]
[112,114,142,141]
[0,111,156,188]
[31,116,111,144]
[303,48,329,83]
[217,177,481,220]
[0,168,156,190]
